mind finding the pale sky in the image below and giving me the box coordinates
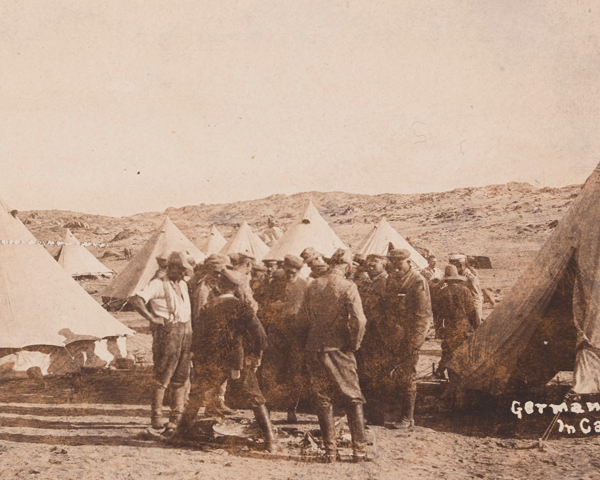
[1,1,599,216]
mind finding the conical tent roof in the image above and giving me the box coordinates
[56,229,114,277]
[0,198,132,349]
[219,221,270,260]
[264,201,347,261]
[447,162,600,395]
[356,218,428,269]
[102,217,206,302]
[205,225,227,255]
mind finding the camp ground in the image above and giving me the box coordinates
[2,174,600,478]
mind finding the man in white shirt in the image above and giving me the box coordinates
[130,251,194,432]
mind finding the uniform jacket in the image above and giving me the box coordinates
[191,294,268,370]
[303,269,367,352]
[384,267,433,352]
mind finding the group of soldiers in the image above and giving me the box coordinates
[129,244,486,462]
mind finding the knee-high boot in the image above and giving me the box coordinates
[151,387,167,429]
[316,405,337,462]
[400,391,417,427]
[253,404,277,453]
[175,394,204,439]
[346,403,368,461]
[166,384,188,430]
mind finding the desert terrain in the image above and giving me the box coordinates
[2,182,597,480]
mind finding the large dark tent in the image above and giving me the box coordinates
[447,162,600,395]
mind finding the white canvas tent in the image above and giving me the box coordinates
[0,198,133,378]
[205,225,227,255]
[356,218,428,269]
[264,201,347,261]
[219,221,270,260]
[447,162,600,395]
[102,217,205,308]
[55,228,114,277]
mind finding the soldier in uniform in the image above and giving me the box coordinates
[449,253,483,320]
[300,247,329,279]
[301,248,368,462]
[383,248,433,429]
[355,253,390,425]
[259,254,309,423]
[434,265,481,380]
[176,267,277,452]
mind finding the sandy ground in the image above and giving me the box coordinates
[5,183,597,478]
[1,309,598,480]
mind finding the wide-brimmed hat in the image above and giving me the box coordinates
[204,253,232,272]
[228,252,256,266]
[444,265,467,282]
[218,267,246,288]
[449,253,467,262]
[387,248,411,261]
[300,247,324,263]
[165,251,194,270]
[366,253,387,262]
[283,254,304,269]
[329,248,353,266]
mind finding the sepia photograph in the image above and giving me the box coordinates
[1,1,599,479]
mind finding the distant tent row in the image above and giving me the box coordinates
[101,200,426,307]
[55,228,114,278]
[0,197,133,379]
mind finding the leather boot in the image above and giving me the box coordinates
[286,406,298,424]
[316,405,337,462]
[346,403,368,461]
[165,384,188,431]
[399,391,417,428]
[175,396,203,439]
[151,387,167,429]
[253,404,277,453]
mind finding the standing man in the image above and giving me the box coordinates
[384,248,433,429]
[176,267,276,452]
[302,248,368,462]
[449,254,483,320]
[355,253,390,425]
[300,247,329,279]
[434,265,481,380]
[188,253,242,416]
[129,251,194,432]
[261,254,310,423]
[421,254,444,284]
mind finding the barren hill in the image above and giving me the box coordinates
[19,182,581,294]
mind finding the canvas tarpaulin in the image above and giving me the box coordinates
[447,162,600,394]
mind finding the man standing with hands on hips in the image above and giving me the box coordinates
[130,251,194,433]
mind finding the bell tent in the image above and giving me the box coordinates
[0,198,133,378]
[55,228,114,278]
[447,162,600,395]
[219,221,270,260]
[205,225,227,255]
[102,217,205,309]
[264,200,347,261]
[356,218,428,269]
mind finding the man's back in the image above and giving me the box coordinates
[303,270,366,352]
